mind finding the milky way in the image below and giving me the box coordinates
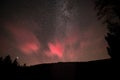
[0,0,110,65]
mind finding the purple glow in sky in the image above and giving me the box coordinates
[0,0,110,65]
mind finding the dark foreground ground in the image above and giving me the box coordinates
[0,59,119,80]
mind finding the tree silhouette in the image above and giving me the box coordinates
[0,55,20,66]
[0,57,3,65]
[3,55,12,65]
[13,58,19,67]
[95,0,120,61]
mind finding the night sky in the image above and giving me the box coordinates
[0,0,110,65]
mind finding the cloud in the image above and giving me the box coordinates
[48,40,64,58]
[6,23,40,54]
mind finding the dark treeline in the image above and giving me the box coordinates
[0,55,116,80]
[0,55,19,67]
[95,0,120,62]
[0,55,21,79]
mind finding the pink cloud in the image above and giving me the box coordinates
[48,40,64,58]
[7,23,40,54]
[19,42,39,54]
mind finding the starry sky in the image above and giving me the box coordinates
[0,0,110,65]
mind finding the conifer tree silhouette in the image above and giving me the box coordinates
[3,55,12,65]
[95,0,120,61]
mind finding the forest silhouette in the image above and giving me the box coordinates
[0,55,114,80]
[95,0,120,61]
